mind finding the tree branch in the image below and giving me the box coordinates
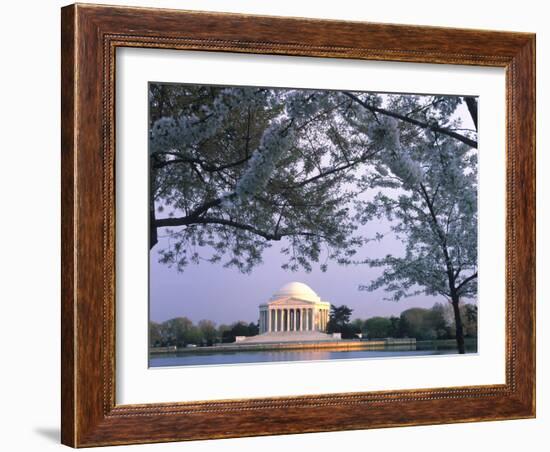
[155,215,328,242]
[418,183,456,288]
[274,152,374,191]
[343,92,478,148]
[456,272,478,292]
[153,152,251,172]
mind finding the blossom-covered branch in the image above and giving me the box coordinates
[149,86,365,272]
[343,91,478,149]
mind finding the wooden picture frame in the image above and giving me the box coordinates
[61,3,536,447]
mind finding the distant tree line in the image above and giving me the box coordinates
[150,302,477,347]
[327,303,477,340]
[149,318,259,348]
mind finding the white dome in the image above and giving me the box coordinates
[270,281,320,302]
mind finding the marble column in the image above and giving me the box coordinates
[287,309,290,331]
[290,309,293,331]
[288,309,291,331]
[314,309,317,331]
[314,309,318,331]
[284,309,290,331]
[289,309,293,331]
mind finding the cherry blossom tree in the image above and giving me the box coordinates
[352,93,478,354]
[148,85,374,273]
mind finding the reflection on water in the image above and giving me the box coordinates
[149,345,476,368]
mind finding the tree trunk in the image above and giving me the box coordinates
[149,161,158,249]
[464,96,478,131]
[451,296,465,354]
[150,207,158,249]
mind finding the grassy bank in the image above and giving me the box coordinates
[416,338,478,352]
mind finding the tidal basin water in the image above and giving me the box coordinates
[149,345,476,368]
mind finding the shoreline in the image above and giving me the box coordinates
[150,338,417,354]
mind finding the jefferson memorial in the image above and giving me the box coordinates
[259,282,330,333]
[237,282,334,343]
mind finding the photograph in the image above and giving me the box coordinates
[147,82,479,367]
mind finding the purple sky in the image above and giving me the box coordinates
[149,221,448,325]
